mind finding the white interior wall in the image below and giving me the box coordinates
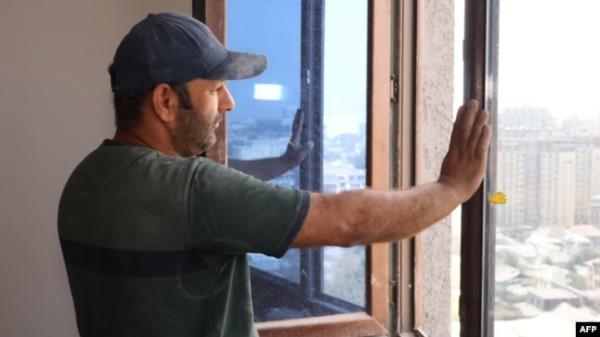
[0,1,190,336]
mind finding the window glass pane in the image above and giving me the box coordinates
[491,1,600,335]
[227,0,302,284]
[321,0,367,308]
[227,0,367,321]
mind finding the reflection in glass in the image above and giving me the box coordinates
[227,0,302,285]
[248,249,300,283]
[227,0,368,321]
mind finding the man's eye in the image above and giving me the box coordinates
[211,81,225,94]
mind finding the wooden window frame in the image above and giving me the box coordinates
[193,0,423,336]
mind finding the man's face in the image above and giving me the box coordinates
[171,79,235,157]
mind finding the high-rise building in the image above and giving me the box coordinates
[538,142,576,227]
[499,107,554,130]
[497,134,529,230]
[496,108,600,230]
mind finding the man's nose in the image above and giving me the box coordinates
[219,84,235,113]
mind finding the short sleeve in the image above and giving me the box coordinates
[188,158,310,257]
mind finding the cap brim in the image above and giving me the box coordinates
[205,50,267,80]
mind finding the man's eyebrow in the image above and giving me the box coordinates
[210,80,224,88]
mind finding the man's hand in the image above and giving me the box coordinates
[229,109,313,181]
[281,109,314,165]
[439,99,491,203]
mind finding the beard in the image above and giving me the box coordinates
[171,107,220,157]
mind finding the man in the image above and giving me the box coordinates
[58,12,490,337]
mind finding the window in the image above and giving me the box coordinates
[492,0,600,335]
[225,0,367,320]
[195,0,422,336]
[460,0,600,336]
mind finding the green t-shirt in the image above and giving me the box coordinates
[58,140,309,337]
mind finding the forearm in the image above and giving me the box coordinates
[336,182,463,244]
[296,181,464,248]
[229,157,294,181]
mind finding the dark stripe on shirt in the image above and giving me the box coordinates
[60,239,207,277]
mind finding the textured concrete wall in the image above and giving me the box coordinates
[415,0,455,336]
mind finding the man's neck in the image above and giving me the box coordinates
[113,129,178,156]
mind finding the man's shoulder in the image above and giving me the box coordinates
[63,140,208,195]
[79,140,198,172]
[58,141,202,247]
[61,139,256,201]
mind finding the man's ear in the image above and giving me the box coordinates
[151,83,178,123]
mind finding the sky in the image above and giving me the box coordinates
[325,0,600,136]
[455,0,600,121]
[322,0,368,137]
[327,0,600,132]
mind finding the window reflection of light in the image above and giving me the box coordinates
[253,84,283,101]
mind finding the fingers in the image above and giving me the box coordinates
[458,100,480,150]
[291,109,304,143]
[451,100,478,150]
[475,124,491,161]
[468,108,489,155]
[440,100,491,199]
[450,105,466,146]
[451,100,490,155]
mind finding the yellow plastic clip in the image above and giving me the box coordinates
[488,192,507,205]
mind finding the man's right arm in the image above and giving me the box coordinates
[291,99,491,248]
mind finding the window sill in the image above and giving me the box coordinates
[256,312,387,337]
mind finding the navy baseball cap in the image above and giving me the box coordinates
[109,12,267,93]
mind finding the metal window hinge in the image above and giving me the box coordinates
[390,74,399,103]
